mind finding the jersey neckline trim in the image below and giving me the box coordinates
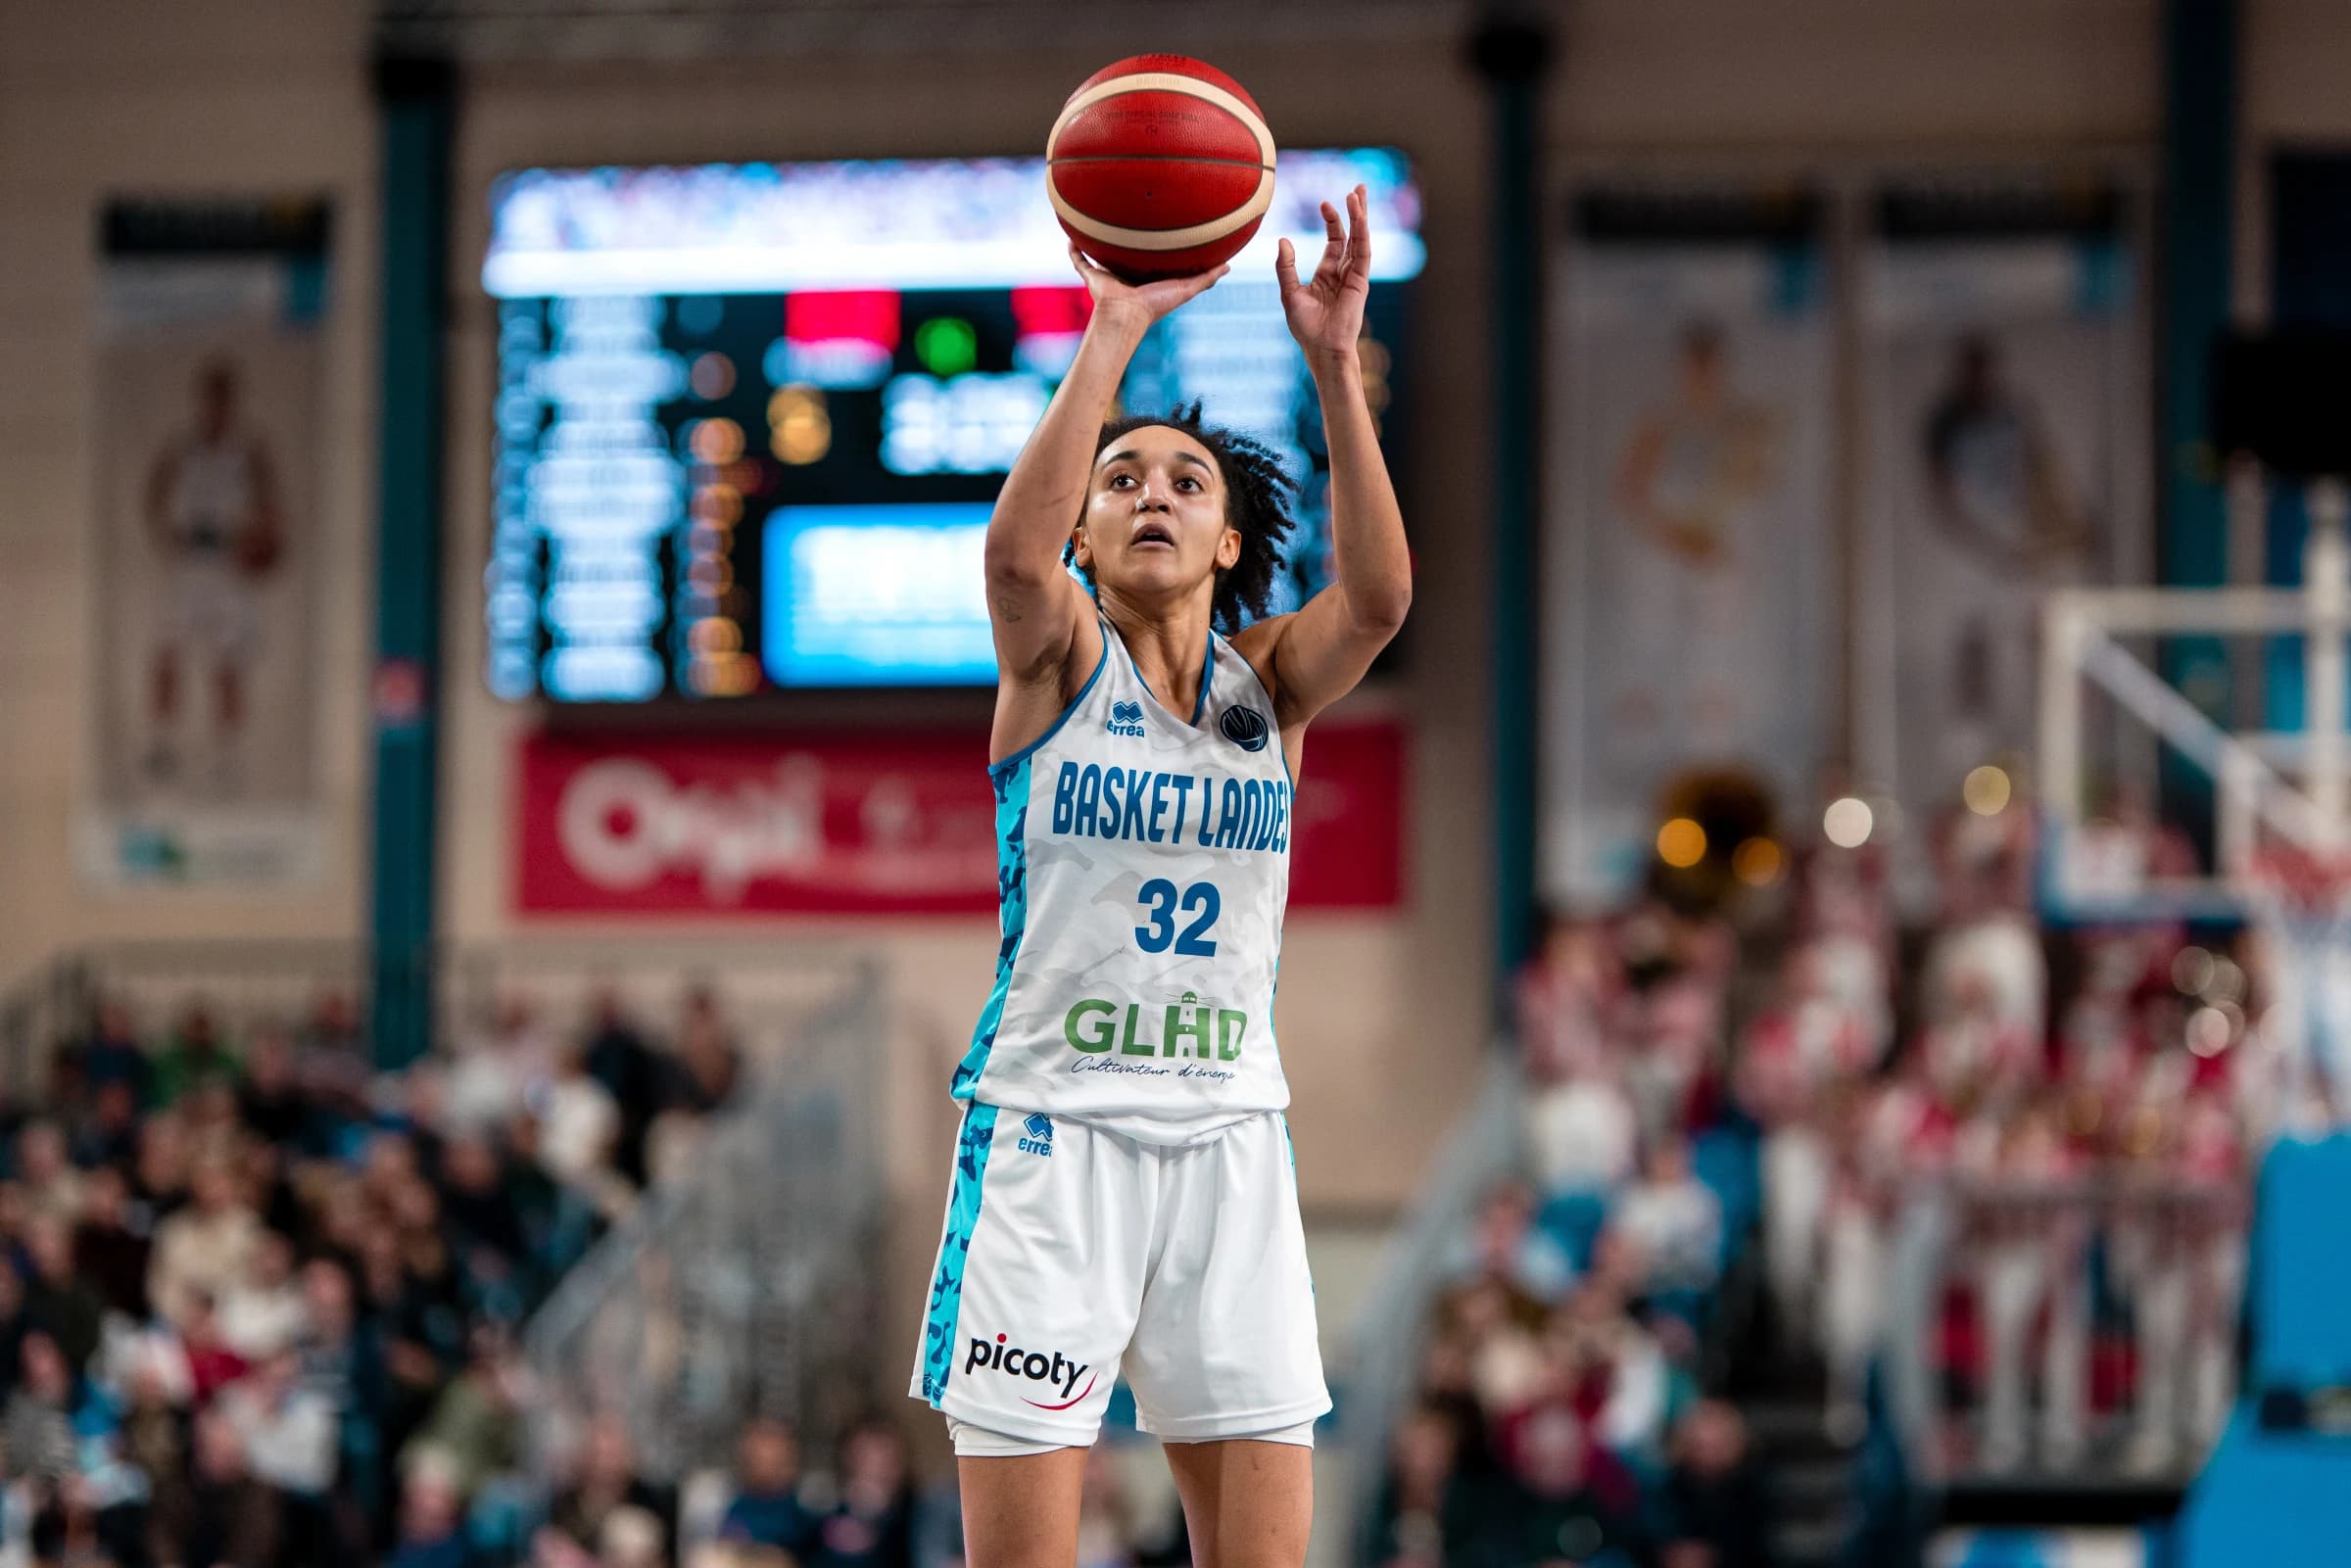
[1103,615,1216,734]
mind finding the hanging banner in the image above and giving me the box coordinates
[1856,182,2147,854]
[515,723,1407,916]
[1543,185,1835,901]
[77,197,334,887]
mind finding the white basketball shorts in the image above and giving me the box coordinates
[163,557,261,663]
[908,1105,1329,1448]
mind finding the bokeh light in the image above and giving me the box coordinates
[1732,836,1782,886]
[1656,817,1707,869]
[1823,797,1874,849]
[1962,765,2011,816]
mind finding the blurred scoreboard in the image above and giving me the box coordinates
[482,153,1423,702]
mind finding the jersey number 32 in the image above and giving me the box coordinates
[1134,879,1220,957]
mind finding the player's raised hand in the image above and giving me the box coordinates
[1277,183,1371,358]
[1069,244,1227,327]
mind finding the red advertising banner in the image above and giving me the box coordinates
[515,723,1405,916]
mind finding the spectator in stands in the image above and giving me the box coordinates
[1974,1099,2090,1471]
[665,984,744,1117]
[180,1408,283,1568]
[402,1327,526,1509]
[22,1215,105,1375]
[17,1119,84,1226]
[1490,1398,1646,1568]
[1662,1401,1776,1568]
[72,1164,152,1321]
[1515,909,1621,1085]
[130,1111,192,1227]
[219,1227,308,1358]
[125,1358,193,1562]
[237,1024,312,1150]
[176,1289,255,1404]
[447,994,550,1138]
[718,1415,819,1555]
[298,990,374,1143]
[1440,1276,1546,1420]
[537,1044,624,1210]
[149,1159,261,1331]
[545,1414,673,1567]
[1369,1403,1471,1568]
[219,1347,339,1502]
[1523,1064,1639,1200]
[436,1135,533,1309]
[1545,1281,1672,1458]
[810,1419,916,1568]
[76,998,152,1109]
[1451,1181,1575,1304]
[72,1078,144,1173]
[389,1450,476,1568]
[1608,1135,1724,1307]
[4,1331,85,1483]
[292,1256,363,1405]
[1073,1441,1152,1568]
[155,1003,241,1108]
[581,989,663,1187]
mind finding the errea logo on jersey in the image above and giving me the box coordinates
[1106,700,1146,738]
[1018,1113,1053,1157]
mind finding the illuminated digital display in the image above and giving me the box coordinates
[483,152,1422,700]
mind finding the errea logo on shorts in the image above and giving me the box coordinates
[1018,1113,1053,1156]
[966,1332,1095,1408]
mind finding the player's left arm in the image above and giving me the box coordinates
[1235,186,1413,739]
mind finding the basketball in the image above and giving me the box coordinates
[1046,54,1275,282]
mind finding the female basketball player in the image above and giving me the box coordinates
[909,184,1410,1568]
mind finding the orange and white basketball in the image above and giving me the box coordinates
[1045,55,1275,282]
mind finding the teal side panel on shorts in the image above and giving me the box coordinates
[949,759,1031,1101]
[920,1104,999,1405]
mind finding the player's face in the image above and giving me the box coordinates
[1076,426,1241,601]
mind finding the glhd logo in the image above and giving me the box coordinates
[965,1332,1095,1408]
[1018,1113,1053,1157]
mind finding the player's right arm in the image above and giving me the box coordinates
[984,249,1223,756]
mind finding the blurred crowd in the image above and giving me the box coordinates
[1379,789,2277,1568]
[0,979,834,1568]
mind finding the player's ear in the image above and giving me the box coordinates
[1071,524,1094,570]
[1216,525,1241,571]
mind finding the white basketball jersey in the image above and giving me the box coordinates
[952,615,1294,1146]
[167,439,258,551]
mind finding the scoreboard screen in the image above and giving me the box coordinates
[482,152,1423,702]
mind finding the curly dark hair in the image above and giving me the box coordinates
[1066,402,1296,633]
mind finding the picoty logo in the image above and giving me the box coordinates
[965,1332,1094,1408]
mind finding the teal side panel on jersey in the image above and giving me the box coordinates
[919,1104,999,1404]
[949,760,1030,1101]
[949,640,1106,1102]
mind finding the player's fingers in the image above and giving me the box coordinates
[1275,237,1300,291]
[1346,188,1372,283]
[1319,201,1347,269]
